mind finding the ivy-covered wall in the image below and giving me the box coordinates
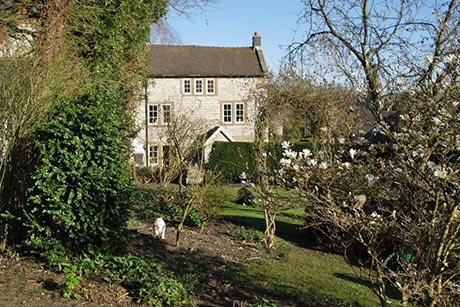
[19,0,168,258]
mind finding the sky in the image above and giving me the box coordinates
[160,0,306,73]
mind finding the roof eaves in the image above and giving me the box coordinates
[148,73,267,78]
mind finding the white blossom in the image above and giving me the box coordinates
[434,169,448,179]
[284,149,297,159]
[307,159,318,167]
[432,116,442,126]
[427,161,438,169]
[280,158,292,166]
[300,148,312,158]
[281,141,291,149]
[349,148,358,159]
[365,174,376,183]
[341,162,351,168]
[319,162,329,169]
[411,147,425,158]
[445,53,456,64]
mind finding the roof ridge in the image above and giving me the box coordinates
[150,44,252,49]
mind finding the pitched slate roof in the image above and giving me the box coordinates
[147,45,268,78]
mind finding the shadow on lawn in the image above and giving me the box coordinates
[334,273,401,301]
[222,214,322,250]
[127,226,344,307]
[127,228,261,306]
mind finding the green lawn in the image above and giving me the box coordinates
[219,195,399,306]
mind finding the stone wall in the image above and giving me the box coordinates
[134,76,263,166]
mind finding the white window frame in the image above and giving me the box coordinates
[148,144,159,166]
[222,103,233,124]
[221,102,245,124]
[148,104,158,124]
[235,103,245,123]
[182,79,192,95]
[206,79,215,95]
[161,104,172,125]
[194,79,204,95]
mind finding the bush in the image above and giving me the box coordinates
[101,255,191,306]
[207,141,312,184]
[194,184,226,231]
[207,142,256,183]
[233,226,264,248]
[130,186,158,220]
[22,88,133,258]
[53,254,191,306]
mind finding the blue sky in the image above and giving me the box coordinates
[162,0,305,73]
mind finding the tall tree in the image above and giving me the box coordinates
[292,0,459,122]
[2,0,168,257]
[284,1,460,306]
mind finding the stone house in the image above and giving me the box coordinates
[133,32,268,168]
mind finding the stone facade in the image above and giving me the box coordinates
[133,33,268,167]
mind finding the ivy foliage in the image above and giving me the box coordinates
[66,0,168,91]
[19,0,168,257]
[24,88,133,257]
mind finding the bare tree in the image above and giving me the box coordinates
[273,72,363,147]
[291,0,458,122]
[151,0,220,45]
[167,0,219,16]
[148,104,218,247]
[283,1,460,306]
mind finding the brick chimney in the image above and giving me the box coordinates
[252,32,261,49]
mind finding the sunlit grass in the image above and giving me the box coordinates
[236,239,387,306]
[220,188,399,306]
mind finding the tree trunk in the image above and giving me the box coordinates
[175,202,193,247]
[263,208,276,250]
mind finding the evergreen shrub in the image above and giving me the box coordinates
[23,87,133,258]
[206,142,256,183]
[206,141,312,183]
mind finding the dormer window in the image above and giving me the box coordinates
[194,79,203,94]
[183,79,191,94]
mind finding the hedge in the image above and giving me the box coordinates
[206,141,312,183]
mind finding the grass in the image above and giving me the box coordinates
[220,190,399,306]
[235,240,384,306]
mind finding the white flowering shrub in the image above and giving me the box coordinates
[279,92,460,306]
